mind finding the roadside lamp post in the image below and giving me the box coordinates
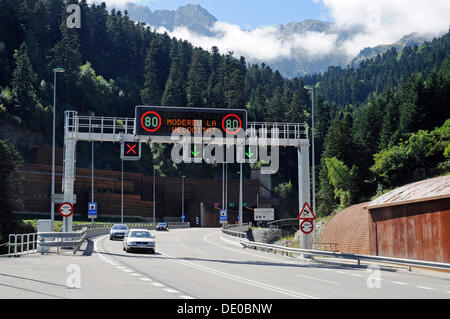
[182,176,186,222]
[153,165,156,225]
[51,68,64,231]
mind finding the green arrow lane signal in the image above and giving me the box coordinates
[191,145,200,157]
[245,147,254,158]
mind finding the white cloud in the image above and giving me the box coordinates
[92,0,450,66]
[318,0,450,56]
[156,21,338,62]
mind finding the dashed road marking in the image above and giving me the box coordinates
[180,295,195,299]
[163,288,180,293]
[297,274,340,285]
[391,281,408,286]
[351,274,363,277]
[139,277,152,282]
[122,269,134,273]
[416,286,434,290]
[151,282,165,287]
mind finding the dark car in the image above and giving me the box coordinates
[110,224,129,240]
[156,222,169,231]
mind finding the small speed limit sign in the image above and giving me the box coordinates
[58,202,74,218]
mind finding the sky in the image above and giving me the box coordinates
[135,0,331,29]
[92,0,450,63]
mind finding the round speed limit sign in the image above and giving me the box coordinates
[58,202,74,218]
[300,219,314,234]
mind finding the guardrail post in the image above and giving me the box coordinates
[14,235,18,255]
[8,234,12,255]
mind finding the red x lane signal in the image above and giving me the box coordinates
[126,143,137,154]
[121,141,141,161]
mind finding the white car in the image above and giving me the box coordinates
[123,229,155,254]
[110,224,129,240]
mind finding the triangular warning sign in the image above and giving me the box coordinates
[297,202,316,220]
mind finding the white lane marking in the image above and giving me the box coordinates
[391,281,408,286]
[219,235,244,248]
[157,250,317,299]
[163,288,179,293]
[416,286,434,290]
[139,277,152,282]
[351,274,363,277]
[180,295,195,299]
[296,274,340,285]
[151,283,165,287]
[122,269,134,273]
[204,232,310,266]
[335,271,346,274]
[130,273,142,277]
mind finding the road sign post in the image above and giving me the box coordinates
[220,209,227,225]
[300,219,314,234]
[254,208,275,222]
[58,202,74,219]
[297,202,316,220]
[88,202,97,220]
[297,200,315,250]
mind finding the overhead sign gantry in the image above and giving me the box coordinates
[61,107,312,249]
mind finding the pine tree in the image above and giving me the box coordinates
[11,43,40,121]
[161,50,186,106]
[285,91,308,123]
[141,38,163,105]
[49,18,82,87]
[187,49,208,108]
[225,69,246,109]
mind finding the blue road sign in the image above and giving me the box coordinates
[220,210,227,223]
[181,214,186,222]
[88,202,97,218]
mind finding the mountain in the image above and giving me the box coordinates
[124,3,217,36]
[351,33,433,66]
[123,3,434,78]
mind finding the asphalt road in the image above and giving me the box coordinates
[0,228,449,299]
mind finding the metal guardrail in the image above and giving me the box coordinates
[221,224,248,238]
[37,227,90,254]
[240,240,450,271]
[7,233,38,256]
[73,222,190,231]
[3,222,191,256]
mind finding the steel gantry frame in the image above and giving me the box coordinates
[61,110,313,249]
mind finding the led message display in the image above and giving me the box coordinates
[135,106,247,137]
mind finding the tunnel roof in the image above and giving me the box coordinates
[367,175,450,209]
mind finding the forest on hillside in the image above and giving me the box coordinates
[0,0,449,231]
